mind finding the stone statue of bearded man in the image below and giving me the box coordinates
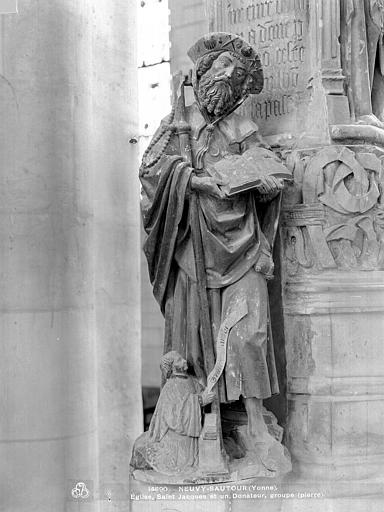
[140,32,285,449]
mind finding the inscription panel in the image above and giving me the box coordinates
[211,0,310,137]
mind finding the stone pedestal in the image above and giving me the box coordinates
[284,269,384,482]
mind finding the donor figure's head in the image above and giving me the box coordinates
[188,32,264,119]
[160,351,188,379]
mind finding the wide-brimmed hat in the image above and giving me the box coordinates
[187,32,263,94]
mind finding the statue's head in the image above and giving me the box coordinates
[160,351,188,379]
[188,32,263,118]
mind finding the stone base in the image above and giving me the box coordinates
[130,433,291,512]
[131,428,291,485]
[131,405,291,485]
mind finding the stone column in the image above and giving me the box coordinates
[0,1,141,511]
[92,1,142,509]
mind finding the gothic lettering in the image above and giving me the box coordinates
[274,41,305,65]
[261,50,271,67]
[227,0,307,25]
[228,7,244,25]
[263,68,300,92]
[294,19,303,38]
[224,0,309,131]
[248,28,257,45]
[248,22,304,45]
[275,0,306,14]
[250,94,298,120]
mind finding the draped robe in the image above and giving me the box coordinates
[140,103,280,402]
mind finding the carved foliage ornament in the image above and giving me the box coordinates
[303,147,380,213]
[283,147,384,272]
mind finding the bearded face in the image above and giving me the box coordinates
[196,51,248,117]
[198,73,236,116]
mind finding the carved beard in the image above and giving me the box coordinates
[197,74,241,117]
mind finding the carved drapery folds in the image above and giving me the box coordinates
[282,146,384,274]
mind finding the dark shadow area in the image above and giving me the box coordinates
[265,231,287,428]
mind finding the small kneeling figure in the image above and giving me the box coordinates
[130,351,214,476]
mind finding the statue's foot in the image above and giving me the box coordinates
[231,425,291,474]
[356,114,384,130]
[244,397,268,440]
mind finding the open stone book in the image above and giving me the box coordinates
[211,146,292,196]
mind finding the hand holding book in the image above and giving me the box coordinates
[191,172,283,198]
[190,175,228,199]
[254,175,284,195]
[209,146,292,197]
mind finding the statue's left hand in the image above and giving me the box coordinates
[255,176,284,195]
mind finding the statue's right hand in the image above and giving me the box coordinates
[190,175,227,199]
[200,389,215,406]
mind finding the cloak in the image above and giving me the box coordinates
[140,106,281,401]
